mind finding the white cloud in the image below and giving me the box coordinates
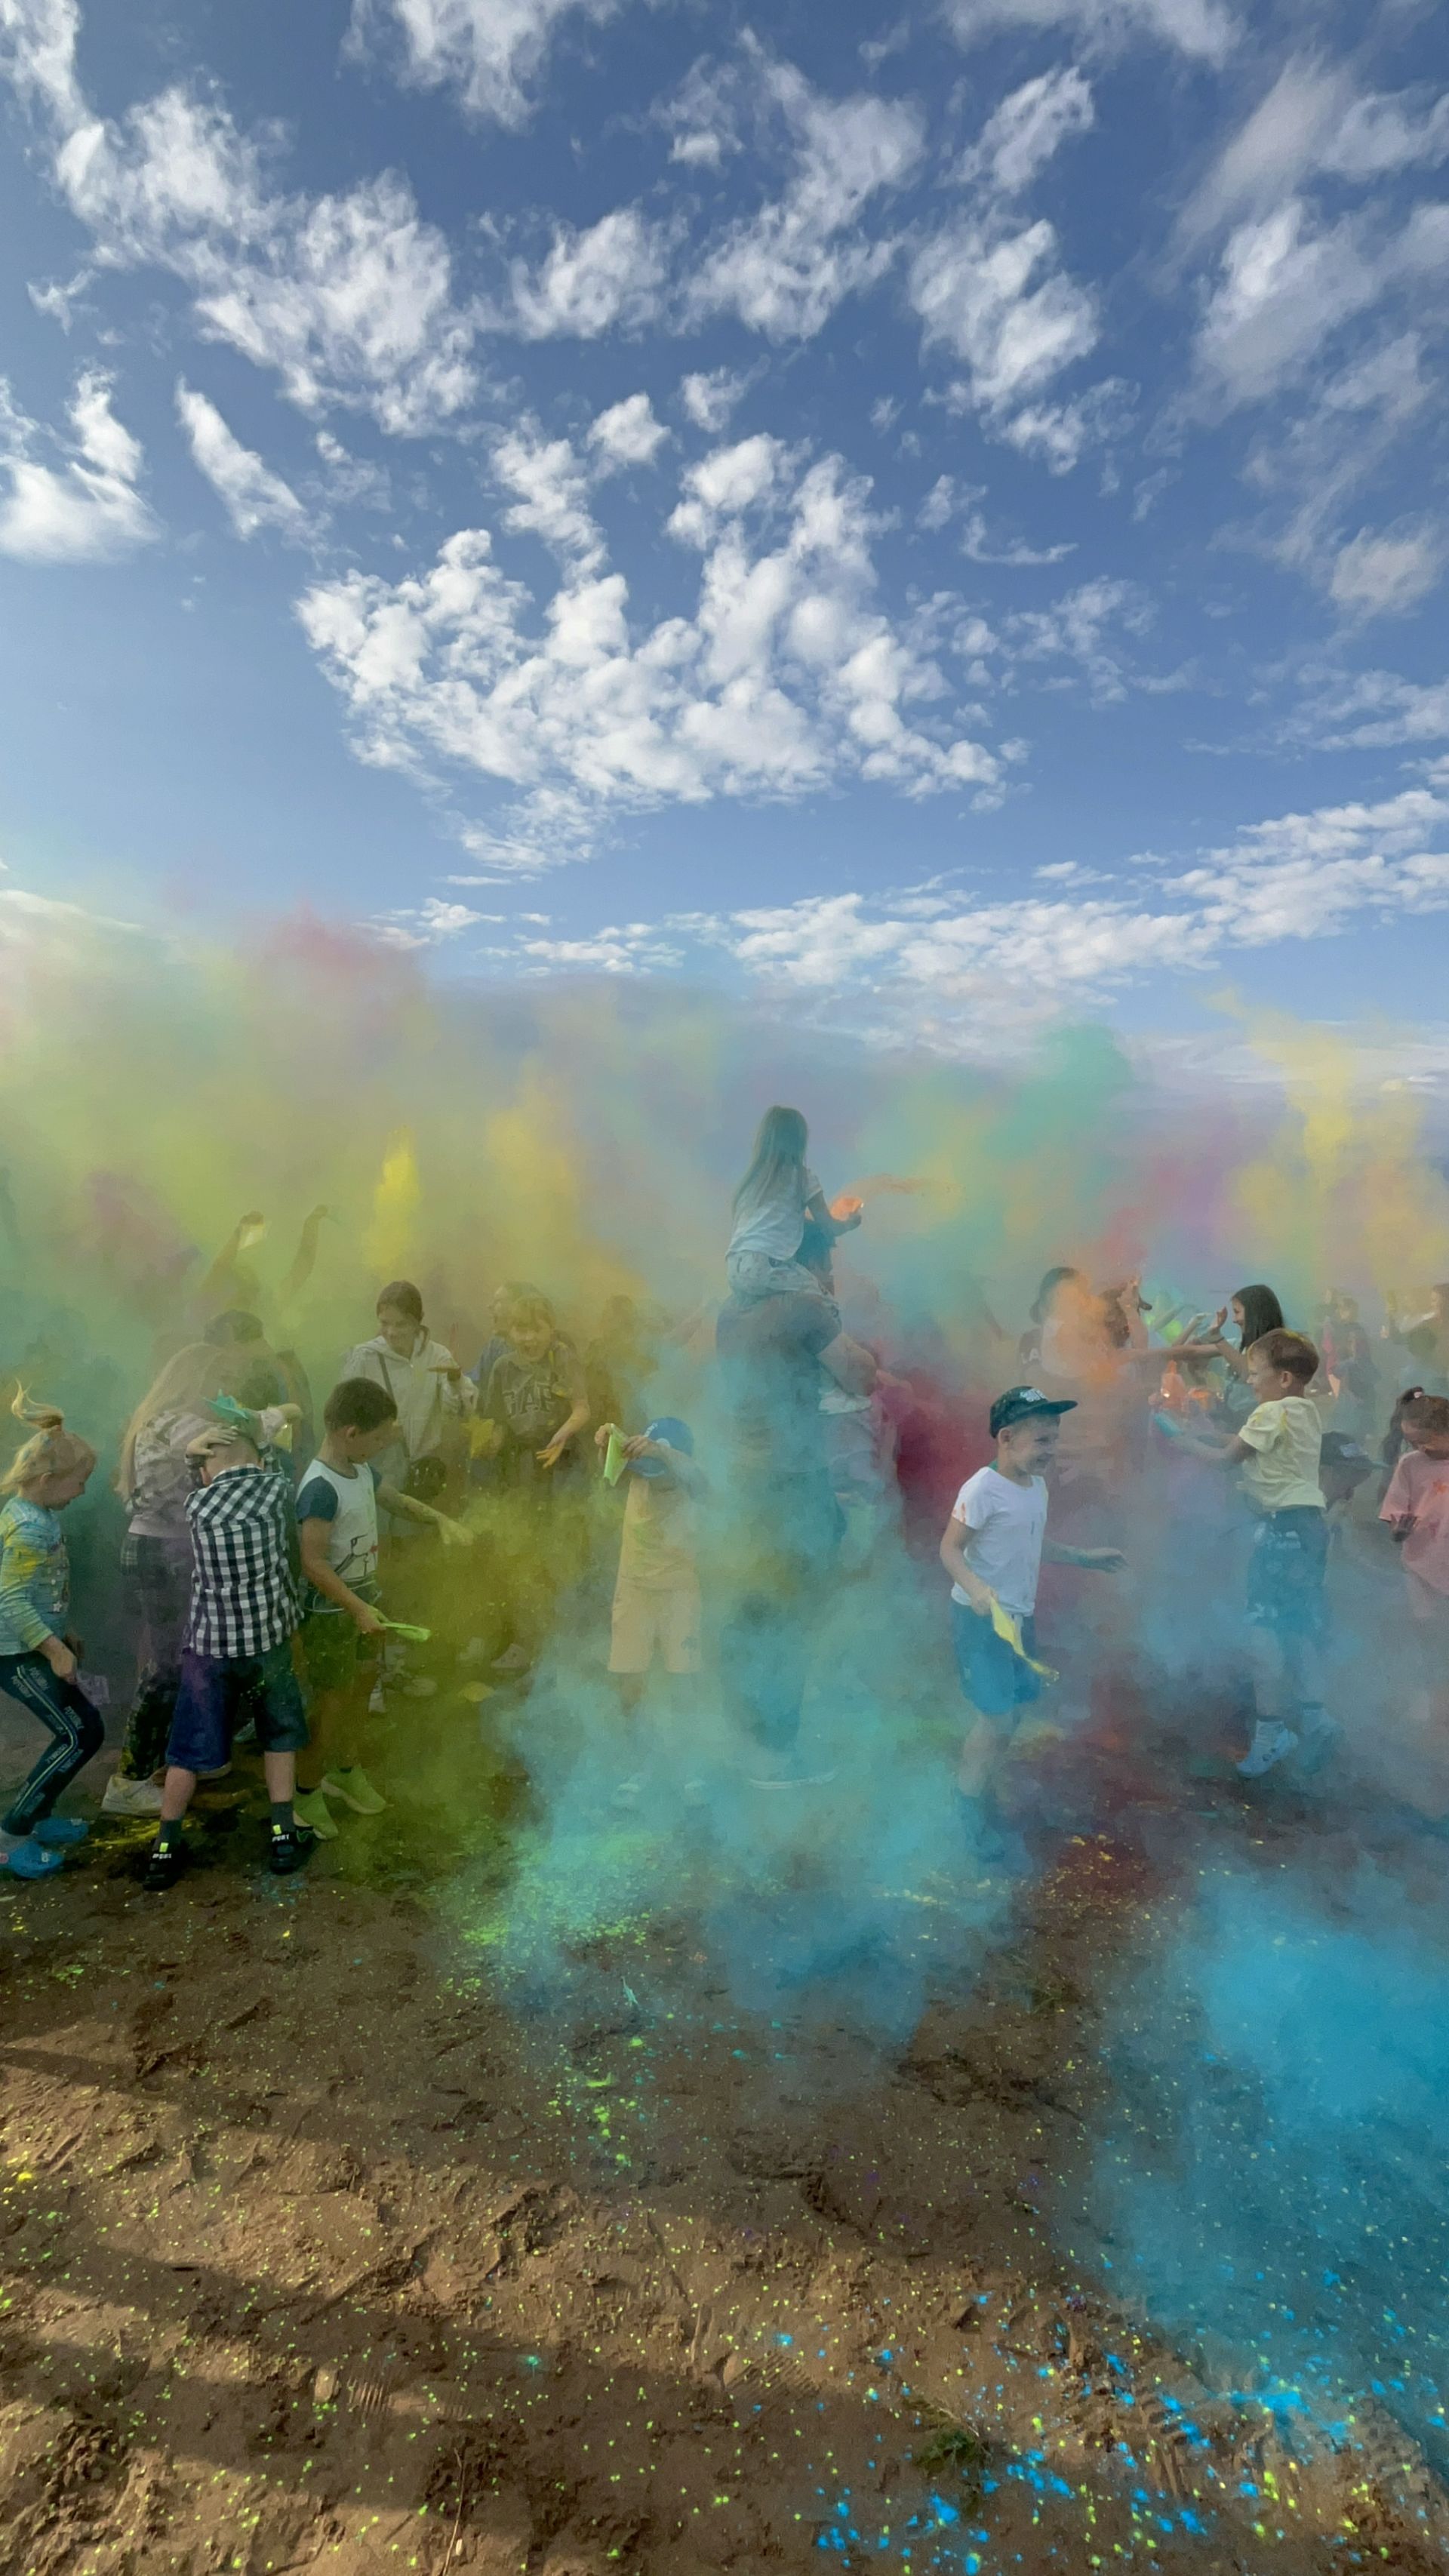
[1292,667,1449,750]
[509,207,669,338]
[297,432,1001,868]
[955,66,1094,198]
[910,216,1098,413]
[945,0,1236,65]
[0,10,478,432]
[1194,199,1449,412]
[1328,522,1444,620]
[1183,58,1449,246]
[0,367,158,563]
[679,367,746,433]
[176,380,312,540]
[371,894,486,948]
[685,779,1449,1017]
[685,54,924,340]
[346,0,620,125]
[961,507,1075,564]
[588,391,668,469]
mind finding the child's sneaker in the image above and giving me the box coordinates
[103,1773,165,1818]
[1236,1722,1299,1779]
[268,1824,318,1876]
[1294,1706,1339,1775]
[0,1831,64,1880]
[367,1679,387,1715]
[30,1817,88,1848]
[142,1836,188,1892]
[491,1643,531,1674]
[321,1767,386,1815]
[611,1774,645,1811]
[292,1790,339,1840]
[401,1676,438,1699]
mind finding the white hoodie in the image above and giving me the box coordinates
[337,1329,472,1493]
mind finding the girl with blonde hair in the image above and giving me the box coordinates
[0,1392,103,1879]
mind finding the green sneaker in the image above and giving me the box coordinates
[292,1789,339,1840]
[321,1767,386,1815]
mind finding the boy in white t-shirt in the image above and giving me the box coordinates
[940,1385,1124,1857]
[293,1377,472,1839]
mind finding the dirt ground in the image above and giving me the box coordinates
[1,1670,1447,2576]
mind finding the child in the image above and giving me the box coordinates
[339,1279,472,1519]
[291,1377,472,1840]
[594,1417,703,1808]
[475,1291,591,1673]
[939,1386,1124,1856]
[107,1340,297,1817]
[143,1418,312,1890]
[0,1393,103,1881]
[726,1106,862,1303]
[1380,1393,1449,1734]
[1178,1328,1327,1779]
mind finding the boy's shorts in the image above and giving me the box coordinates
[609,1577,702,1677]
[167,1642,308,1774]
[951,1599,1043,1723]
[301,1608,380,1697]
[1245,1507,1327,1642]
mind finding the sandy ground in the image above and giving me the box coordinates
[1,1666,1447,2576]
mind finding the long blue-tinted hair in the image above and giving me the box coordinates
[733,1105,810,1211]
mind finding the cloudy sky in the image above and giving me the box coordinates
[0,0,1446,1049]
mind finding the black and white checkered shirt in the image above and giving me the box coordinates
[184,1467,299,1660]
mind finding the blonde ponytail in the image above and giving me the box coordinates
[2,1389,97,1496]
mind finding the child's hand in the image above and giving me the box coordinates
[352,1603,386,1638]
[537,1436,569,1470]
[622,1434,666,1462]
[594,1422,619,1451]
[1212,1306,1229,1335]
[1081,1547,1127,1573]
[41,1636,76,1681]
[435,1516,474,1548]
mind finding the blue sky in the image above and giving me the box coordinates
[0,0,1447,1056]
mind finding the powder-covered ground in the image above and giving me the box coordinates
[2,1676,1447,2576]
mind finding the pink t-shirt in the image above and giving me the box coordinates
[1381,1448,1449,1597]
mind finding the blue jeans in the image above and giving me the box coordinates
[0,1654,106,1836]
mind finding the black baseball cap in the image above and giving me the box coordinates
[989,1384,1078,1439]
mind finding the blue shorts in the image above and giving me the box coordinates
[167,1642,309,1774]
[1245,1508,1327,1644]
[951,1599,1043,1722]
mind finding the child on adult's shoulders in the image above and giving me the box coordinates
[939,1386,1124,1864]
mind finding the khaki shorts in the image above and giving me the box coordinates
[609,1577,702,1676]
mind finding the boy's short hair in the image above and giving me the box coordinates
[1251,1328,1318,1385]
[325,1376,398,1434]
[1401,1393,1449,1438]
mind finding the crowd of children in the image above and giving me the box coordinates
[0,1101,1447,1887]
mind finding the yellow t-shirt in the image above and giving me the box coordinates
[617,1474,698,1590]
[1237,1397,1324,1515]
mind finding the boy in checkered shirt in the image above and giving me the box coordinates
[143,1420,315,1891]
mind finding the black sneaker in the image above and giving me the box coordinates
[143,1836,188,1892]
[268,1824,318,1877]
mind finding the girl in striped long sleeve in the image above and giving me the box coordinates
[0,1393,104,1880]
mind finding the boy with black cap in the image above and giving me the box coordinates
[940,1385,1124,1857]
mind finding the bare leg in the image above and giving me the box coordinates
[159,1765,198,1825]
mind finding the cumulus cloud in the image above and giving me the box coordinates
[680,779,1449,1019]
[1,2,478,432]
[678,368,746,433]
[509,207,669,338]
[945,0,1236,64]
[588,392,668,470]
[684,53,924,340]
[1291,667,1449,751]
[346,0,622,126]
[955,65,1095,197]
[0,368,158,563]
[296,430,1001,868]
[1195,199,1449,413]
[176,380,312,540]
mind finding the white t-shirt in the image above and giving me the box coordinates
[295,1457,380,1608]
[727,1164,823,1265]
[1236,1397,1324,1516]
[949,1466,1048,1617]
